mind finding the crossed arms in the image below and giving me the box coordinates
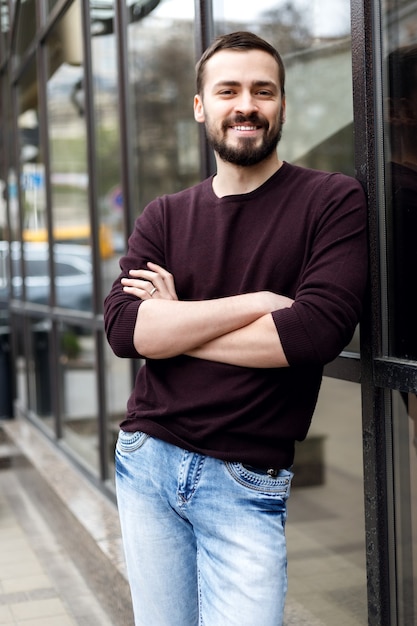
[121,262,293,368]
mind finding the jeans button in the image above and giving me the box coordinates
[267,468,278,478]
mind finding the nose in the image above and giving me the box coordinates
[234,91,258,115]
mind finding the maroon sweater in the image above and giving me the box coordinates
[104,162,368,468]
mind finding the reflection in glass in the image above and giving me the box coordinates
[27,317,54,433]
[391,391,417,624]
[386,45,417,360]
[6,169,18,242]
[210,3,366,624]
[91,24,122,288]
[215,0,354,175]
[17,59,51,306]
[0,240,10,326]
[53,242,93,310]
[15,0,36,63]
[126,0,199,212]
[90,5,130,481]
[104,338,133,479]
[15,315,28,413]
[59,323,99,475]
[384,3,417,622]
[287,377,367,625]
[46,1,92,312]
[0,0,9,52]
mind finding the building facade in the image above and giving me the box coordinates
[0,0,416,624]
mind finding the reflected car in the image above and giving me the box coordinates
[0,241,93,313]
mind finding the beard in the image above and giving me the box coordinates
[205,110,284,167]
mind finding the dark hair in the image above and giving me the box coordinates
[196,31,286,96]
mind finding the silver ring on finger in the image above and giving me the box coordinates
[150,286,158,296]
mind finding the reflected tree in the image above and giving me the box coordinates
[218,2,313,55]
[260,2,313,54]
[130,23,198,208]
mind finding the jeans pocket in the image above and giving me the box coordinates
[225,462,293,498]
[116,430,149,454]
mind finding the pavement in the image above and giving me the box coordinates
[0,420,133,626]
[0,465,111,626]
[0,376,368,625]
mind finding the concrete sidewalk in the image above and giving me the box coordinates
[0,466,107,626]
[0,422,133,626]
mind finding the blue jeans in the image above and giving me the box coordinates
[115,430,293,626]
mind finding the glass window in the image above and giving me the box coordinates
[126,0,199,213]
[41,2,99,470]
[90,0,131,481]
[0,70,12,323]
[59,322,100,476]
[383,2,417,623]
[385,43,417,360]
[14,0,37,63]
[45,0,93,313]
[103,334,133,479]
[7,168,19,242]
[214,0,354,175]
[391,390,417,624]
[91,24,122,267]
[0,0,10,61]
[287,377,366,624]
[14,315,55,437]
[16,58,50,307]
[213,2,366,623]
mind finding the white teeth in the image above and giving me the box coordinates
[234,126,257,131]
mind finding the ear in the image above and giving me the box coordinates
[194,94,205,123]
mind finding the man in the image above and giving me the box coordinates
[104,31,368,626]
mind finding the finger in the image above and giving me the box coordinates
[161,274,178,300]
[122,285,147,299]
[131,263,170,283]
[129,272,169,300]
[146,261,168,274]
[121,278,156,299]
[146,262,178,300]
[122,277,151,290]
[130,271,166,297]
[128,269,156,281]
[127,266,178,300]
[126,270,164,295]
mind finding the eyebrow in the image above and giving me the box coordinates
[212,80,278,91]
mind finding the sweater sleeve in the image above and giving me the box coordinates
[272,173,368,366]
[103,199,164,358]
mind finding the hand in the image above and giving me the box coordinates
[121,262,178,301]
[258,291,294,313]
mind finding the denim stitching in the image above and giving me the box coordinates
[224,461,292,497]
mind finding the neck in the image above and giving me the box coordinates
[212,153,283,198]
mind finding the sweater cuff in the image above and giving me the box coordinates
[272,307,317,366]
[112,300,143,358]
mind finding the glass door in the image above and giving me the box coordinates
[213,2,366,623]
[380,2,417,622]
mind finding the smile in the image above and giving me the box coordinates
[233,125,259,131]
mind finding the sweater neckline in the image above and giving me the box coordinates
[208,161,289,202]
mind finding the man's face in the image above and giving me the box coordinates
[194,49,286,167]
